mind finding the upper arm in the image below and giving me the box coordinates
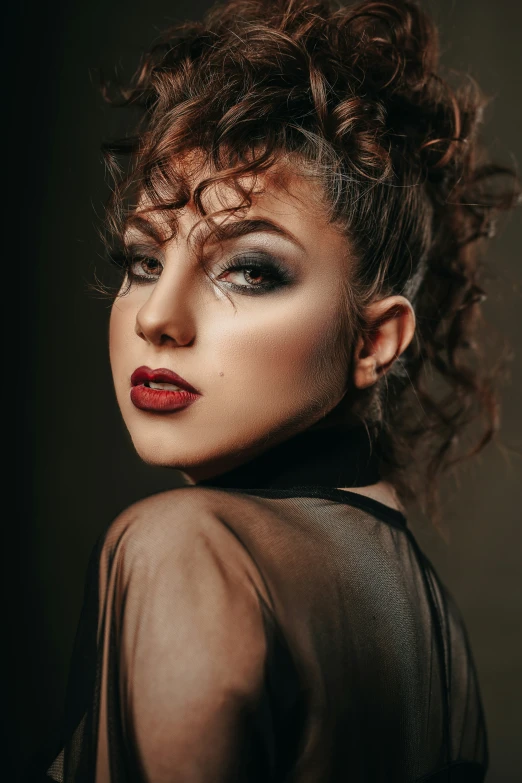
[95,489,270,782]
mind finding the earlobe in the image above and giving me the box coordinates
[352,296,416,390]
[352,334,380,390]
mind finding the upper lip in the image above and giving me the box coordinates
[130,366,201,394]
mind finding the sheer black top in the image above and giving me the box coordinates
[34,425,488,782]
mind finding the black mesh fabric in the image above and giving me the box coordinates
[30,426,488,782]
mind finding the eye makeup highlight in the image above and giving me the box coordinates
[213,252,294,295]
[109,246,295,296]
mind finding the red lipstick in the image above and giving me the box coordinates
[130,366,201,412]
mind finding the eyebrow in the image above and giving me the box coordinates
[207,218,306,252]
[123,217,306,253]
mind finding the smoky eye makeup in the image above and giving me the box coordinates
[108,242,164,281]
[108,238,298,296]
[211,250,296,295]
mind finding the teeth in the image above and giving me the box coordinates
[147,381,182,391]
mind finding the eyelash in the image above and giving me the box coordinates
[110,252,293,295]
[215,255,293,294]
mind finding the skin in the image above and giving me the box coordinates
[109,163,415,510]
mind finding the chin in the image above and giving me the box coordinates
[127,430,189,469]
[127,425,226,473]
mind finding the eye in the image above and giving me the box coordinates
[220,266,270,287]
[128,256,163,282]
[215,254,293,295]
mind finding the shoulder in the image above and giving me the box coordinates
[99,485,273,622]
[90,488,274,776]
[102,485,253,565]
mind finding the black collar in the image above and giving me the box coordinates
[198,424,382,491]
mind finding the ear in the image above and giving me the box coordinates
[353,295,416,390]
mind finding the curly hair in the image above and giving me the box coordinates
[98,0,520,531]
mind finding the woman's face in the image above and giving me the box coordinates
[109,165,355,481]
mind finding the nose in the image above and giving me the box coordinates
[134,262,197,347]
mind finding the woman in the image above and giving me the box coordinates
[37,0,518,780]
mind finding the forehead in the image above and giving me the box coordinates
[125,153,346,253]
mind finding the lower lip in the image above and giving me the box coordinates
[130,385,200,412]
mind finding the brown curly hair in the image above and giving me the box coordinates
[98,0,520,532]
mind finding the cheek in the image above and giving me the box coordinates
[109,296,137,382]
[212,289,345,403]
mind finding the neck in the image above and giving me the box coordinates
[194,423,382,491]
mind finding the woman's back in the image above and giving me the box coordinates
[44,483,488,782]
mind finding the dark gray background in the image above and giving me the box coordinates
[7,0,521,780]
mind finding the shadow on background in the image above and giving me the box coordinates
[6,0,521,780]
